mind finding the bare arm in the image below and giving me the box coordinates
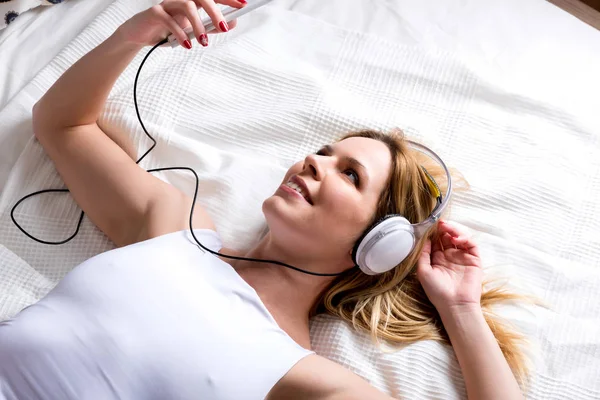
[270,308,521,400]
[32,1,242,246]
[35,0,239,129]
[439,305,523,400]
[267,355,395,400]
[33,31,168,247]
[418,221,523,400]
[34,27,142,131]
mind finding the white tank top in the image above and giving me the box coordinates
[0,230,313,400]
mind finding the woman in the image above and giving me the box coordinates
[0,1,526,399]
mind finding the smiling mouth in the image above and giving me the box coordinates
[283,179,313,205]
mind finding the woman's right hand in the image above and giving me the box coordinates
[416,221,483,317]
[118,0,246,48]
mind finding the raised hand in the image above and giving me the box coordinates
[416,221,483,315]
[118,0,245,48]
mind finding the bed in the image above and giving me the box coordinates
[1,0,599,399]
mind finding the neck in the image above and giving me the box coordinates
[227,235,339,349]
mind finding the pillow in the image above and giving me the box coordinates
[1,0,66,31]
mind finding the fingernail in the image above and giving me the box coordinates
[238,0,247,4]
[219,21,229,32]
[183,39,192,50]
[198,33,208,47]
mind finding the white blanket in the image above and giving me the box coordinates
[1,1,599,399]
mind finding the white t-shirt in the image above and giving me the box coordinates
[0,230,313,400]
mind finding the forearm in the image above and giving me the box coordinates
[440,305,523,400]
[34,26,144,130]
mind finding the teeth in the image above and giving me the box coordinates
[286,181,305,196]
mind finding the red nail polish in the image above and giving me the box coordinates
[238,0,247,4]
[183,39,192,49]
[219,21,229,32]
[199,34,208,47]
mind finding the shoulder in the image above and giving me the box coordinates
[266,354,393,400]
[137,188,217,244]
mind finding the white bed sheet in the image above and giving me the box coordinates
[0,0,112,109]
[0,0,113,192]
[2,0,599,194]
[281,0,600,123]
[0,1,599,399]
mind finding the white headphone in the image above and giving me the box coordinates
[352,141,452,275]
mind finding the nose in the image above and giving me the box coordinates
[303,153,324,180]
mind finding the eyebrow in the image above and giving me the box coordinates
[322,144,370,185]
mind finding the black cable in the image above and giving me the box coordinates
[11,188,84,245]
[11,38,345,278]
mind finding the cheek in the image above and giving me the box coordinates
[318,184,370,237]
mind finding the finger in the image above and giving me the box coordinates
[430,247,480,269]
[196,0,241,33]
[450,236,470,246]
[438,231,455,249]
[215,0,248,13]
[180,0,208,46]
[431,234,444,253]
[216,0,247,7]
[461,252,481,266]
[417,240,433,273]
[417,240,432,282]
[449,235,480,257]
[438,221,472,244]
[153,5,191,49]
[207,18,237,34]
[438,220,469,238]
[420,239,432,257]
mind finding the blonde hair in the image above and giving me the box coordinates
[314,129,528,383]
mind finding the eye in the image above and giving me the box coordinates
[343,169,360,187]
[315,148,327,156]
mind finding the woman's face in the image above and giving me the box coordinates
[262,137,393,271]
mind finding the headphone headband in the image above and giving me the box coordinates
[406,140,452,227]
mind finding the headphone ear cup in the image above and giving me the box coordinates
[353,215,416,275]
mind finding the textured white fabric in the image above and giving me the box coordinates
[0,0,111,107]
[0,1,599,400]
[0,229,313,400]
[0,0,112,190]
[0,0,64,31]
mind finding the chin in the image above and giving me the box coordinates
[262,198,353,267]
[262,195,294,232]
[262,196,311,246]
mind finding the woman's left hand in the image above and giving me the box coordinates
[417,221,483,316]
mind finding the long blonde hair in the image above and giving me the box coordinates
[314,129,528,383]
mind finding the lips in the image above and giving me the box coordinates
[284,175,313,204]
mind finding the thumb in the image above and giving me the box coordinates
[417,240,432,278]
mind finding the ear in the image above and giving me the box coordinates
[345,247,356,268]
